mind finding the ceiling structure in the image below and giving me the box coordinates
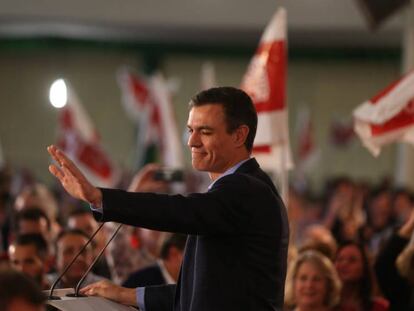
[0,0,407,48]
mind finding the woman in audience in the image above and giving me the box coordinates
[375,208,414,311]
[285,250,341,311]
[334,241,388,311]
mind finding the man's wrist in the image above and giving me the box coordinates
[89,188,103,207]
[120,287,138,306]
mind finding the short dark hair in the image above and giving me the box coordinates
[189,87,258,152]
[15,207,51,231]
[55,228,94,253]
[160,234,187,259]
[12,233,48,260]
[56,228,91,244]
[68,205,92,218]
[0,269,45,309]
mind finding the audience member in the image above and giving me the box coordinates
[14,207,52,244]
[67,206,111,279]
[8,233,50,289]
[105,164,168,284]
[391,187,413,226]
[0,269,45,311]
[334,241,388,311]
[363,186,394,256]
[300,225,338,261]
[14,183,61,241]
[47,229,104,288]
[375,207,414,311]
[123,233,187,288]
[285,250,341,311]
[324,177,364,244]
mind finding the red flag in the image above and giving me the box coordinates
[353,70,414,156]
[56,82,119,187]
[118,68,184,168]
[241,7,293,173]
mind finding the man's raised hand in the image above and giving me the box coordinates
[47,145,102,206]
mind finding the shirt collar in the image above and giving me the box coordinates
[207,158,250,190]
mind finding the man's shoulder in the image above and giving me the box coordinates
[213,170,279,199]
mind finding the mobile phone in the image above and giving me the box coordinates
[153,168,184,182]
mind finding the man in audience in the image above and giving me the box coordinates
[0,269,45,311]
[48,229,104,288]
[15,207,52,244]
[392,187,414,226]
[123,233,187,288]
[8,233,50,289]
[14,183,61,243]
[364,186,395,255]
[67,206,111,279]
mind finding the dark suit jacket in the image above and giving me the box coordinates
[94,158,289,311]
[123,263,166,288]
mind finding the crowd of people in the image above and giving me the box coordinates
[286,177,414,311]
[1,86,414,311]
[0,164,188,310]
[1,164,414,310]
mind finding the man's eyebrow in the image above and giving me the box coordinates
[187,125,214,131]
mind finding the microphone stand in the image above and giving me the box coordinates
[73,223,123,296]
[48,222,105,300]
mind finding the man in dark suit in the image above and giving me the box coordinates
[123,233,187,288]
[48,86,289,311]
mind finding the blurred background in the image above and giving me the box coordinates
[0,0,412,191]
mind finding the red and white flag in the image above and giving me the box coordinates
[241,7,293,174]
[353,70,414,156]
[118,68,184,168]
[57,82,119,187]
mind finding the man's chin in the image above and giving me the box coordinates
[192,161,209,172]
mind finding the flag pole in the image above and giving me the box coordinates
[279,146,289,208]
[395,0,414,189]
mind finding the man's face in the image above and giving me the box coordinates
[187,104,244,179]
[18,219,49,242]
[67,214,98,238]
[56,234,93,284]
[8,244,44,284]
[7,299,44,311]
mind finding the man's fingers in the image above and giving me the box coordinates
[47,145,63,167]
[79,283,100,296]
[48,145,75,171]
[48,145,86,181]
[49,164,64,181]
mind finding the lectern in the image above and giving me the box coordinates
[44,288,137,311]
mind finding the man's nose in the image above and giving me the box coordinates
[15,264,24,272]
[188,132,200,148]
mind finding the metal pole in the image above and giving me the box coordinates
[395,0,414,189]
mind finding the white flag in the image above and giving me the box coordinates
[241,7,293,174]
[57,82,119,187]
[118,68,184,168]
[353,70,414,156]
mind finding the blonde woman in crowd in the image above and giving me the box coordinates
[285,250,341,311]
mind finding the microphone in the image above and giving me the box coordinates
[72,223,123,297]
[48,222,105,300]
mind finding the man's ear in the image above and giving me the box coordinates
[233,125,249,147]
